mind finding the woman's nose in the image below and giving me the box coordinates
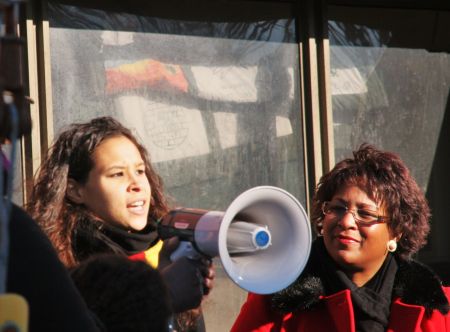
[337,209,358,229]
[127,175,142,192]
[128,182,141,192]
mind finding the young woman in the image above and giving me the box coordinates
[231,144,449,332]
[27,116,214,330]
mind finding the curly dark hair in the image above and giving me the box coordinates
[26,116,169,267]
[310,143,430,259]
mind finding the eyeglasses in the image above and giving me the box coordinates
[322,201,388,226]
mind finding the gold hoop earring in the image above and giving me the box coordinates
[387,240,397,252]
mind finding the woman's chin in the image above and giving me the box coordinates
[332,250,363,270]
[132,222,148,231]
[126,217,148,232]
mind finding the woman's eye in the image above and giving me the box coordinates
[110,172,123,177]
[358,209,377,218]
[136,169,145,175]
[331,205,347,214]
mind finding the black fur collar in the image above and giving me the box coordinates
[272,242,449,315]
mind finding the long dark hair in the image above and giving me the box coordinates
[27,116,169,267]
[311,143,430,259]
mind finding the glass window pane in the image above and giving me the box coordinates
[328,7,450,274]
[48,2,304,330]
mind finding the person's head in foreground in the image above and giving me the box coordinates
[70,254,171,332]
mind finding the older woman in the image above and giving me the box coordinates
[231,144,449,332]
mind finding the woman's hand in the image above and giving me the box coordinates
[198,257,215,296]
[158,237,215,313]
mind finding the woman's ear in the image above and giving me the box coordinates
[66,179,85,204]
[388,227,402,242]
[393,233,403,242]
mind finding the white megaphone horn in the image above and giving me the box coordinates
[158,186,312,294]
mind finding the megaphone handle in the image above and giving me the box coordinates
[170,241,202,261]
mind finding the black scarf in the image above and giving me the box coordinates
[72,216,160,262]
[316,240,397,332]
[272,238,448,323]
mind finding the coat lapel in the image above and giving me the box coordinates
[323,290,356,332]
[387,298,424,332]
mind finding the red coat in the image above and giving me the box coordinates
[231,240,450,332]
[231,288,450,332]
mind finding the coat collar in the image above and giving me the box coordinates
[271,241,449,315]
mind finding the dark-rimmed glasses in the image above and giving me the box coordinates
[322,201,388,226]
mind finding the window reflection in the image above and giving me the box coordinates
[49,3,305,206]
[48,4,303,331]
[328,7,450,272]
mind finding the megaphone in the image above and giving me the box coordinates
[158,186,312,294]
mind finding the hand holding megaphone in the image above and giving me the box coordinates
[158,237,214,313]
[158,186,312,294]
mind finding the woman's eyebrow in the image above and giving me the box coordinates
[332,198,378,210]
[331,197,346,204]
[103,163,144,173]
[357,203,379,210]
[103,165,126,172]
